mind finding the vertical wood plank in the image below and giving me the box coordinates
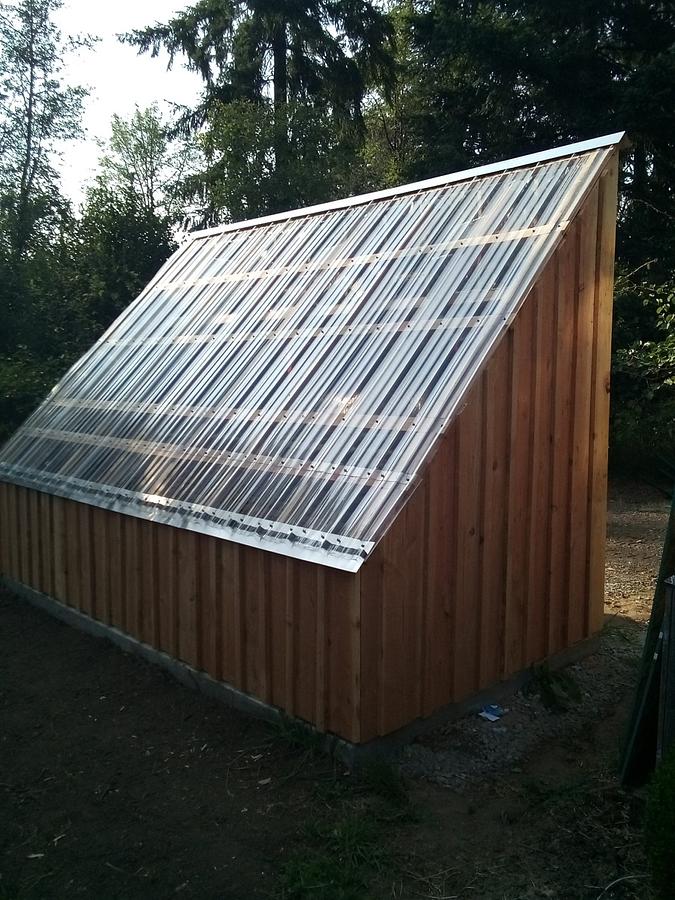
[64,500,81,609]
[17,487,30,587]
[504,299,536,676]
[29,489,42,590]
[568,186,599,644]
[240,546,269,699]
[325,569,361,742]
[294,561,318,724]
[108,512,124,629]
[422,428,457,716]
[284,558,296,716]
[0,482,11,577]
[378,482,425,733]
[587,158,619,634]
[78,504,93,617]
[198,534,220,679]
[53,496,68,604]
[157,523,177,655]
[548,231,576,655]
[220,541,242,687]
[453,379,483,700]
[5,484,21,581]
[480,337,511,686]
[39,492,53,597]
[124,516,142,640]
[268,552,289,709]
[177,529,198,667]
[92,506,110,623]
[140,519,159,646]
[359,550,383,741]
[315,568,327,731]
[527,262,556,662]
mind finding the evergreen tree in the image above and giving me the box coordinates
[124,0,395,218]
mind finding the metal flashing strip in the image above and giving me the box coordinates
[0,464,373,572]
[191,132,624,240]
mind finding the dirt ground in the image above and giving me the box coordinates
[0,480,671,900]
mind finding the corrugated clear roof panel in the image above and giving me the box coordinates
[0,145,613,570]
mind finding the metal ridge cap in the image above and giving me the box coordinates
[189,131,626,242]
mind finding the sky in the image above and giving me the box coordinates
[54,0,202,205]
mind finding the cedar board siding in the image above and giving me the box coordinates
[0,485,363,742]
[359,157,619,740]
[0,155,618,745]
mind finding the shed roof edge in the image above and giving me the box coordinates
[190,132,626,241]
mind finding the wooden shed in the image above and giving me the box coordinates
[0,133,621,747]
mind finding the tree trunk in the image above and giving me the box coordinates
[16,8,37,257]
[271,18,289,209]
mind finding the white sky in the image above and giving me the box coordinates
[54,0,202,205]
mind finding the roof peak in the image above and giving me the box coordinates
[192,132,625,241]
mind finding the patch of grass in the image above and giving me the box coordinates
[279,813,387,899]
[359,757,408,807]
[645,746,675,898]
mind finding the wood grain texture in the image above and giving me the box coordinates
[39,492,53,598]
[28,489,42,589]
[220,540,242,687]
[198,533,220,680]
[91,506,109,622]
[453,378,484,701]
[568,185,600,644]
[504,298,535,676]
[587,156,619,634]
[108,512,124,629]
[422,429,457,716]
[548,231,576,656]
[52,496,68,604]
[17,487,30,587]
[0,482,11,577]
[140,518,158,645]
[78,504,93,617]
[293,561,318,724]
[157,523,177,655]
[527,264,556,662]
[64,500,81,610]
[481,339,510,685]
[177,529,198,667]
[124,515,142,640]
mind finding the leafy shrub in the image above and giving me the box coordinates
[611,269,675,478]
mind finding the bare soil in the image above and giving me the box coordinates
[0,480,670,899]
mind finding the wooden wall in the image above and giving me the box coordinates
[0,483,363,741]
[358,155,619,741]
[0,155,618,746]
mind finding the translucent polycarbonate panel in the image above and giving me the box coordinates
[0,144,614,570]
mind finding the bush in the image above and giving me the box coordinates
[610,270,675,478]
[645,745,675,898]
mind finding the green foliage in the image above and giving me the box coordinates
[195,98,368,221]
[280,814,386,899]
[124,0,394,219]
[0,0,91,257]
[645,746,675,898]
[72,181,175,338]
[98,105,197,222]
[611,269,675,472]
